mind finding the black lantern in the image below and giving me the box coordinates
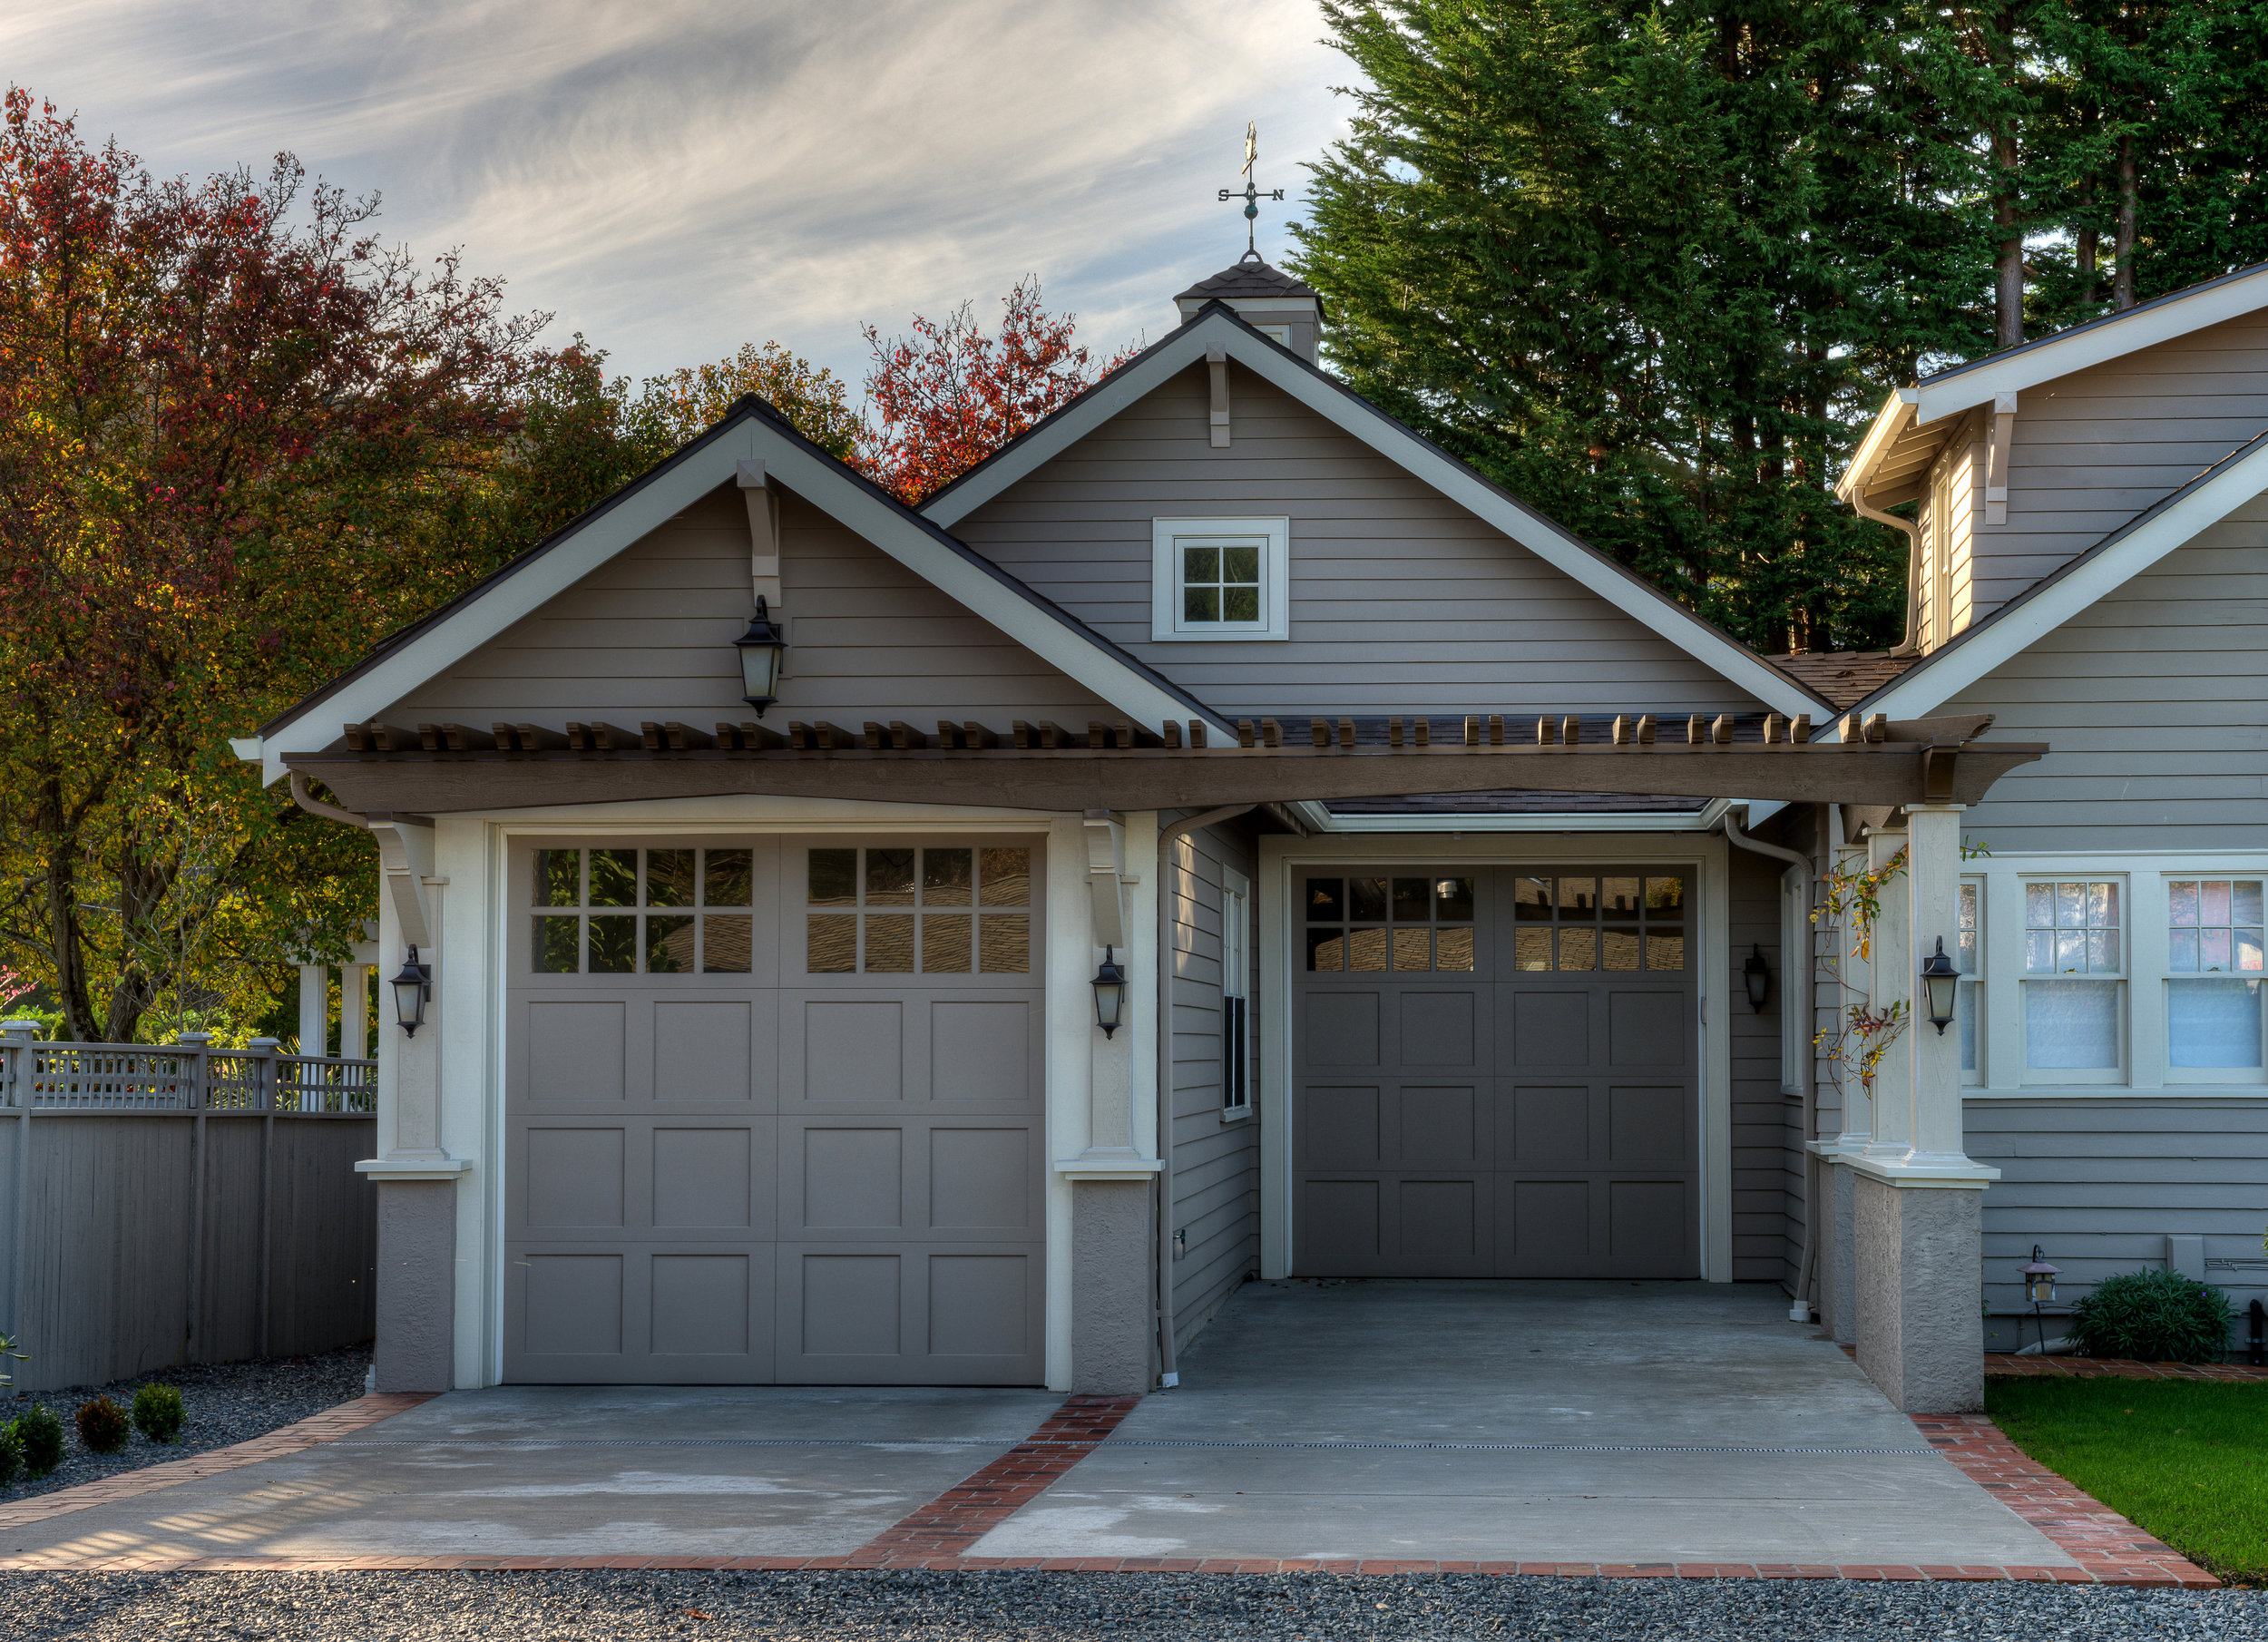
[2021,1246,2060,1306]
[1920,936,1960,1035]
[390,945,432,1037]
[1091,945,1129,1038]
[733,596,788,716]
[1743,943,1771,1013]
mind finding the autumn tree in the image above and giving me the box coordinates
[859,277,1139,503]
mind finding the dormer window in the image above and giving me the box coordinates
[1151,517,1289,640]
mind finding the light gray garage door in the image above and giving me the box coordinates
[1294,867,1697,1278]
[504,836,1046,1384]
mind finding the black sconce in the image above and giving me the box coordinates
[1090,945,1128,1038]
[734,596,788,716]
[1920,937,1960,1034]
[2020,1246,2060,1306]
[1743,943,1771,1013]
[390,945,432,1037]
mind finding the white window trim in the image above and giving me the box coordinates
[1150,516,1290,642]
[1221,865,1253,1120]
[1964,850,2268,1098]
[1780,873,1807,1093]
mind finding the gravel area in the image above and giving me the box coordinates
[0,1345,370,1503]
[1,1570,2263,1640]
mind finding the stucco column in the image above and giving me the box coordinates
[1851,803,1997,1412]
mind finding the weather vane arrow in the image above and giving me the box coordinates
[1218,121,1285,262]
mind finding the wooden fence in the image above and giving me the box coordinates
[0,1030,379,1392]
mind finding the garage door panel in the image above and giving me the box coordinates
[1393,1085,1485,1166]
[652,1126,760,1229]
[1398,991,1485,1070]
[1297,1178,1382,1269]
[1501,1178,1591,1271]
[1502,1085,1589,1165]
[928,1127,1035,1233]
[522,1127,628,1228]
[1396,1178,1489,1272]
[1298,1086,1382,1167]
[1608,1085,1691,1165]
[931,999,1041,1106]
[1303,991,1382,1067]
[790,996,909,1104]
[1608,991,1689,1067]
[1609,1180,1689,1259]
[776,1244,1043,1384]
[1506,992,1589,1066]
[652,999,760,1102]
[522,1000,630,1102]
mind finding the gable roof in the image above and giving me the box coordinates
[243,397,1235,786]
[1766,650,1922,710]
[923,302,1826,718]
[1851,426,2268,720]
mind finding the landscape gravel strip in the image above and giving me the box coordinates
[0,1347,369,1503]
[3,1569,2264,1641]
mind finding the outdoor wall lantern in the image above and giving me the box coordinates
[1920,937,1960,1034]
[1090,945,1129,1038]
[2021,1246,2060,1306]
[1743,943,1771,1013]
[734,596,788,716]
[390,945,432,1037]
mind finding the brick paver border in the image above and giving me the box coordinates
[1983,1353,2268,1381]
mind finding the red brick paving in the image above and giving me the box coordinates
[1983,1353,2268,1381]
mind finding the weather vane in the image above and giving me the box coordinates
[1218,121,1285,262]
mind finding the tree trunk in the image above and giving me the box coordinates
[2114,132,2137,309]
[1994,126,2023,347]
[2077,177,2097,308]
[37,799,101,1042]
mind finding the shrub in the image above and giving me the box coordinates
[12,1405,64,1477]
[133,1383,184,1443]
[0,1422,20,1487]
[75,1395,130,1453]
[2069,1269,2237,1363]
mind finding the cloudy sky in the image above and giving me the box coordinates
[3,0,1352,388]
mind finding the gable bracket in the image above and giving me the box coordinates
[1206,344,1230,448]
[736,459,783,606]
[1985,394,2018,527]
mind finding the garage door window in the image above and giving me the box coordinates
[1305,875,1474,972]
[1510,875,1685,972]
[807,845,1031,975]
[531,846,753,974]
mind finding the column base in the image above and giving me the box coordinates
[1853,1172,1984,1413]
[1071,1178,1155,1395]
[373,1178,457,1393]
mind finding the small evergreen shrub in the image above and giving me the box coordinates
[12,1405,64,1477]
[75,1395,130,1454]
[2069,1268,2236,1363]
[133,1383,184,1443]
[0,1422,21,1487]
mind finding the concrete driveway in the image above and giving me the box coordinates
[0,1282,2077,1570]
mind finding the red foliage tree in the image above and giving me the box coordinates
[858,277,1139,503]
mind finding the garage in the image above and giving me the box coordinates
[503,836,1047,1383]
[1293,866,1698,1278]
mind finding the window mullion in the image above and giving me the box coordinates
[2129,871,2168,1090]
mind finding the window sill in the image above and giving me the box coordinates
[1965,1085,2268,1100]
[1147,629,1288,644]
[1220,1105,1254,1126]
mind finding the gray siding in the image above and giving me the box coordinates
[1163,813,1259,1350]
[1948,495,2268,853]
[1973,307,2268,622]
[953,364,1771,718]
[1968,1098,2268,1350]
[1918,415,1984,649]
[390,487,1119,730]
[1729,845,1798,1284]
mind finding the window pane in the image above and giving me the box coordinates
[2170,881,2199,926]
[1437,927,1475,971]
[1960,981,1979,1073]
[865,913,915,972]
[705,849,753,907]
[645,914,695,973]
[979,914,1030,973]
[2169,979,2263,1069]
[2237,882,2264,926]
[2204,928,2232,970]
[703,915,751,973]
[534,849,582,908]
[590,848,637,907]
[1602,929,1642,971]
[646,849,695,907]
[2026,980,2118,1069]
[2025,929,2054,973]
[1513,878,1553,920]
[1957,884,1979,972]
[866,848,915,906]
[1184,586,1221,623]
[2242,930,2265,972]
[2024,882,2053,927]
[2091,882,2119,928]
[2088,929,2118,971]
[1391,928,1431,971]
[1646,876,1685,918]
[1221,585,1260,622]
[588,914,637,972]
[808,849,857,906]
[1391,878,1432,923]
[1349,878,1387,922]
[1514,928,1552,971]
[1647,932,1686,972]
[979,848,1031,906]
[533,915,579,973]
[1601,876,1642,920]
[1307,928,1345,971]
[1182,544,1219,582]
[1347,927,1388,972]
[1223,544,1259,582]
[1305,878,1344,921]
[923,914,972,972]
[806,914,855,972]
[2055,930,2086,972]
[2056,882,2085,929]
[2171,929,2200,972]
[923,848,973,905]
[1559,927,1598,972]
[1559,877,1597,914]
[1435,877,1475,922]
[2202,881,2231,926]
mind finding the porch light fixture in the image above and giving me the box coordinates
[1743,943,1771,1013]
[1090,945,1129,1038]
[2020,1246,2060,1306]
[1920,937,1960,1034]
[390,945,432,1037]
[733,596,788,716]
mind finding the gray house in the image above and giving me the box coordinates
[236,256,2268,1415]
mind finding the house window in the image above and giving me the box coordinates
[1150,517,1289,641]
[2166,878,2264,1074]
[1958,879,1982,1082]
[1221,870,1251,1116]
[804,845,1029,975]
[2021,878,2122,1079]
[1306,875,1477,972]
[530,846,753,974]
[1510,875,1685,972]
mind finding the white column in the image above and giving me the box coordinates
[1859,823,1911,1166]
[298,964,328,1058]
[340,966,370,1061]
[1829,840,1873,1154]
[1903,804,1973,1170]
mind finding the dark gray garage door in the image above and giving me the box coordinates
[503,835,1045,1384]
[1294,867,1697,1278]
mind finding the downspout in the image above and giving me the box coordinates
[1849,490,1925,659]
[291,770,370,830]
[1155,803,1254,1387]
[1723,806,1818,1324]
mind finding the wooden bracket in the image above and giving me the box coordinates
[1985,393,2017,526]
[1207,344,1230,448]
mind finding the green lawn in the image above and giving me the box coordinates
[1987,1377,2268,1584]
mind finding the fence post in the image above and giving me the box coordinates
[177,1031,211,1363]
[249,1037,281,1360]
[1,1019,36,1342]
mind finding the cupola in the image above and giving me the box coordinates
[1174,255,1323,362]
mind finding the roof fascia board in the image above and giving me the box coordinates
[1864,435,2268,720]
[1835,389,1921,503]
[932,311,1820,718]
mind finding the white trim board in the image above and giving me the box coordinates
[924,309,1823,719]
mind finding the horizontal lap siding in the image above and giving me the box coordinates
[953,366,1767,718]
[389,488,1118,728]
[1164,815,1257,1350]
[1950,511,2268,853]
[1974,309,2268,623]
[1730,845,1797,1285]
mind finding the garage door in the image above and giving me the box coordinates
[503,836,1046,1383]
[1294,867,1697,1278]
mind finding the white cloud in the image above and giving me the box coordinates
[2,0,1350,386]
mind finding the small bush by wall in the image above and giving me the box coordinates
[11,1405,64,1476]
[74,1395,130,1453]
[2070,1269,2237,1362]
[133,1383,184,1443]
